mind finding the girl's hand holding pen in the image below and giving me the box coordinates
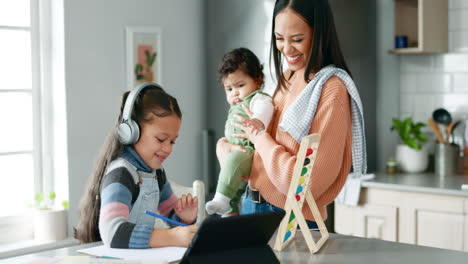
[175,193,198,224]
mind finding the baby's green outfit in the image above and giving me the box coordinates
[213,90,273,214]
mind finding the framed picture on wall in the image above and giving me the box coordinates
[126,27,162,89]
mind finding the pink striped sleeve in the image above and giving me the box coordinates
[99,202,130,226]
[157,193,177,216]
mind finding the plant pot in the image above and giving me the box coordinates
[33,209,68,241]
[144,71,153,82]
[395,144,428,173]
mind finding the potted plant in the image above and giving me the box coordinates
[32,191,69,241]
[391,117,428,173]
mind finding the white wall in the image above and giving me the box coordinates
[205,0,274,193]
[399,0,468,124]
[64,0,205,230]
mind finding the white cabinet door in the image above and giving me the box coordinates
[335,202,398,242]
[464,200,468,252]
[334,203,356,236]
[355,204,398,242]
[335,188,468,251]
[414,210,464,251]
[399,192,466,251]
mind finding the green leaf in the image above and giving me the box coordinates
[413,122,426,131]
[48,191,56,200]
[391,118,401,131]
[35,193,44,203]
[134,63,143,74]
[415,131,428,142]
[391,116,427,149]
[405,137,420,150]
[62,200,69,210]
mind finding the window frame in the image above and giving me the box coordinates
[0,0,55,244]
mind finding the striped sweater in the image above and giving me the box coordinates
[249,76,352,221]
[98,149,179,248]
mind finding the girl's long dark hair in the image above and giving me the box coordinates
[271,0,351,92]
[75,85,181,243]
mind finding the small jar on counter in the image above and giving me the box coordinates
[386,158,398,175]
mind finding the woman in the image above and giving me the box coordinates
[217,0,366,228]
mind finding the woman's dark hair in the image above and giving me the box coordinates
[218,47,264,86]
[271,0,351,91]
[75,85,181,243]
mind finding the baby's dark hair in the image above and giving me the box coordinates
[218,47,264,86]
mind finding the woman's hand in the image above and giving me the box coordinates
[175,194,198,224]
[232,105,265,145]
[216,137,246,167]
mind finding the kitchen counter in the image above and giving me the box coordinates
[2,231,468,264]
[362,172,468,197]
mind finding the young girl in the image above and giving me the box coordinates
[76,83,198,248]
[205,48,274,215]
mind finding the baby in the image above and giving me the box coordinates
[205,48,274,215]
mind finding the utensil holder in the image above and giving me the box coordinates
[435,144,459,177]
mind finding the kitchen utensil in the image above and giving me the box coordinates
[452,121,465,156]
[428,118,445,144]
[435,143,459,177]
[437,123,448,143]
[432,108,452,126]
[447,121,459,144]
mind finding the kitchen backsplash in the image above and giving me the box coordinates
[400,0,468,124]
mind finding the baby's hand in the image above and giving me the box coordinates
[234,115,265,131]
[175,194,198,224]
[248,118,265,131]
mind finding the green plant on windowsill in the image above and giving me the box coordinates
[32,191,69,241]
[33,191,69,210]
[391,117,428,150]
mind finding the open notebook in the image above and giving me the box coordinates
[77,245,186,263]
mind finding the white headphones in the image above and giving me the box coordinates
[117,82,163,145]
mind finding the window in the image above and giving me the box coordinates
[0,1,37,219]
[0,0,67,245]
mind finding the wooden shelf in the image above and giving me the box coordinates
[391,0,448,55]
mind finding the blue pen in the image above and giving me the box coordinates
[144,210,188,226]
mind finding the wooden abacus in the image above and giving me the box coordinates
[273,133,329,253]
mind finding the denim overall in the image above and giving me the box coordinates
[128,170,159,227]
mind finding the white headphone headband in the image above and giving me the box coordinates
[121,82,163,122]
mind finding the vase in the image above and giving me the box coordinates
[33,209,68,241]
[395,144,428,173]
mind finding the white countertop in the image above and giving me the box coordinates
[362,172,468,197]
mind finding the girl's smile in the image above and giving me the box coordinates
[134,114,181,169]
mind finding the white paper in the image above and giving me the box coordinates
[77,245,186,263]
[13,256,62,264]
[58,256,166,264]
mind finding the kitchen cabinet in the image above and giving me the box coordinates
[335,187,468,252]
[335,200,397,242]
[389,0,448,54]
